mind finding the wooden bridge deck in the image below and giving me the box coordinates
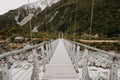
[42,39,79,80]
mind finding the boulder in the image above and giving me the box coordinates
[14,37,24,43]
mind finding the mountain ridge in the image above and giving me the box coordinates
[0,0,120,40]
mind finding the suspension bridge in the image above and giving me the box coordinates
[0,38,120,80]
[0,0,120,79]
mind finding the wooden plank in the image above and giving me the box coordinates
[42,39,79,80]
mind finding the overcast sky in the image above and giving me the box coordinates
[0,0,38,15]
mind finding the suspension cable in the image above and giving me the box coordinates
[12,64,27,76]
[45,0,49,33]
[74,0,78,41]
[89,0,94,42]
[18,7,20,16]
[28,0,33,45]
[16,66,32,80]
[45,0,53,38]
[23,68,33,80]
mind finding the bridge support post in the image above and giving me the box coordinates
[51,44,54,57]
[82,48,90,80]
[109,59,118,80]
[43,58,46,72]
[48,43,51,61]
[46,44,49,63]
[69,43,72,57]
[74,45,80,73]
[50,42,54,60]
[71,44,76,64]
[42,45,47,72]
[69,43,72,56]
[0,59,12,80]
[68,43,71,57]
[31,49,39,80]
[50,42,53,59]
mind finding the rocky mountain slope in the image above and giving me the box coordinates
[0,0,120,39]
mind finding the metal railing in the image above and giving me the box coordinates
[0,40,50,59]
[62,39,120,80]
[0,39,59,80]
[64,39,120,59]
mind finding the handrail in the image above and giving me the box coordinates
[63,39,120,59]
[0,40,53,59]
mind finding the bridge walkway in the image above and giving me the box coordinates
[42,39,79,80]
